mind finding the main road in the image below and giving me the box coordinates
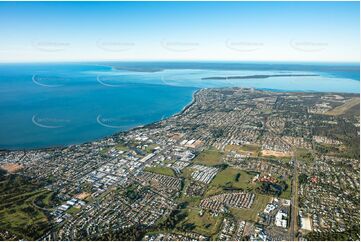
[266,121,299,241]
[289,150,299,241]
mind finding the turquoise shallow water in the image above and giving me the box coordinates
[0,62,359,149]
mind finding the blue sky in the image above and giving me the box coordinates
[0,1,359,62]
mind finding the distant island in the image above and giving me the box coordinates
[202,74,319,80]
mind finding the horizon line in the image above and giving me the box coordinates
[0,59,359,65]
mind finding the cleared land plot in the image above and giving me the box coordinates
[74,192,91,200]
[261,150,292,158]
[178,209,223,237]
[225,144,260,156]
[326,98,360,116]
[193,149,224,166]
[230,194,272,222]
[144,166,176,177]
[0,163,23,173]
[206,167,259,196]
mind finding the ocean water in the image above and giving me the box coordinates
[0,62,359,149]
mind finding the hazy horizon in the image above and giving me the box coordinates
[0,60,359,65]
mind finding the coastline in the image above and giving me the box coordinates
[1,87,359,152]
[1,62,359,152]
[173,89,200,117]
[119,88,200,133]
[0,88,201,152]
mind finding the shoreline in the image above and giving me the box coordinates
[0,89,201,153]
[1,87,359,152]
[123,88,200,133]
